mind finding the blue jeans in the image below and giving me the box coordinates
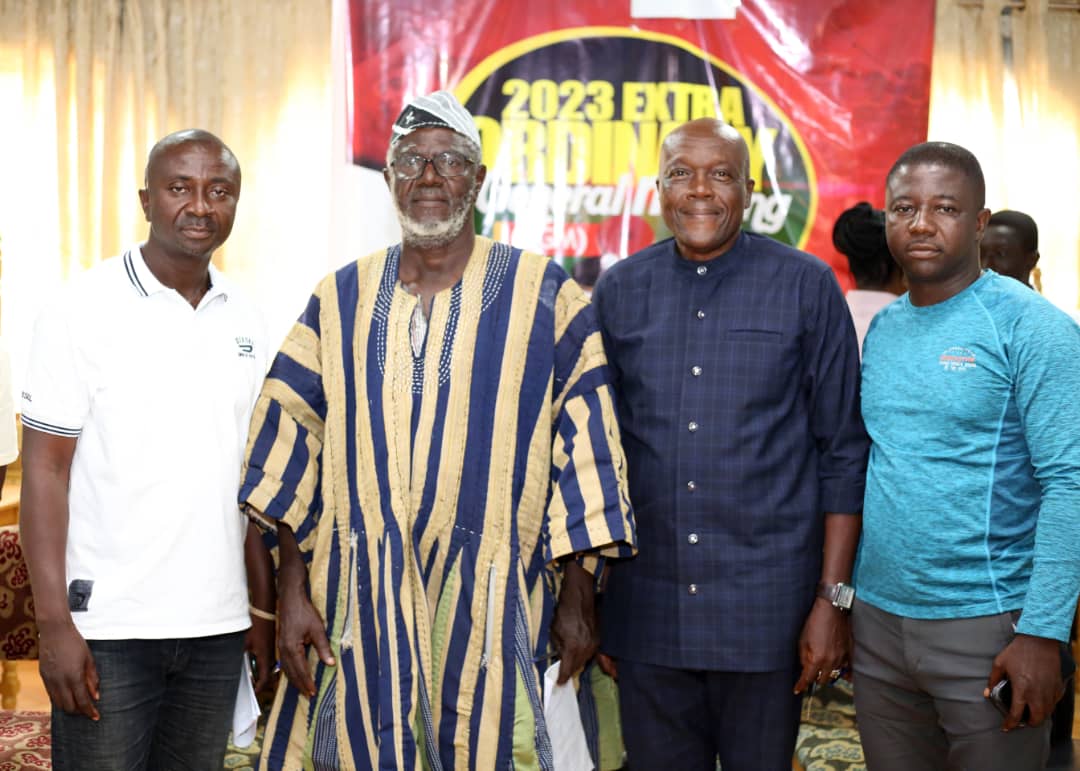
[51,631,246,771]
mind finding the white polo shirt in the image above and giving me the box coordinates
[21,247,268,639]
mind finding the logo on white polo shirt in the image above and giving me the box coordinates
[939,346,976,372]
[235,336,256,359]
[68,579,93,612]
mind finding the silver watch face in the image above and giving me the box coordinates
[834,583,855,610]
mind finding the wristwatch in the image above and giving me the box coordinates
[817,581,855,611]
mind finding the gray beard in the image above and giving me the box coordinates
[395,182,479,250]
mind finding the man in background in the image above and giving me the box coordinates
[854,142,1080,770]
[20,129,268,769]
[594,118,868,771]
[832,201,905,357]
[239,91,635,770]
[980,209,1040,287]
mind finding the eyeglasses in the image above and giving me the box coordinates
[390,151,476,180]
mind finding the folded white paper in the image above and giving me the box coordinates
[543,662,594,771]
[232,652,261,748]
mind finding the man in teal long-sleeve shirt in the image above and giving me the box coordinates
[853,141,1080,771]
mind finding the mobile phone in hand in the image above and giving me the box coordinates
[987,640,1076,726]
[988,678,1030,725]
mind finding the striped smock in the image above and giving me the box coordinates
[241,237,636,769]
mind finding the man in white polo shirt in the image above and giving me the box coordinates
[19,129,268,770]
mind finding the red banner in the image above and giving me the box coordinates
[349,1,935,289]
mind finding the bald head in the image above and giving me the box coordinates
[661,119,750,181]
[144,129,240,189]
[139,129,242,264]
[657,118,755,262]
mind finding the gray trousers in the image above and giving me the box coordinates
[851,599,1050,771]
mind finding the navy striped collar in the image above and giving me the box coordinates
[123,246,229,302]
[123,248,153,296]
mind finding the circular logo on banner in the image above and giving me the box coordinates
[456,27,817,279]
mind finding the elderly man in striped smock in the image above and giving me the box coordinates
[240,91,636,770]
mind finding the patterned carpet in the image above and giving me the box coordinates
[0,711,51,770]
[0,683,866,771]
[795,679,866,771]
[224,723,264,770]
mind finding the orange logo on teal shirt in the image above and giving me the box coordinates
[939,347,977,372]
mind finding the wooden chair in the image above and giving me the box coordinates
[0,419,26,703]
[0,517,52,766]
[0,524,37,705]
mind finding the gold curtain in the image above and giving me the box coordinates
[929,0,1080,310]
[0,0,333,335]
[4,0,1078,328]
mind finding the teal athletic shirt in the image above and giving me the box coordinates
[855,270,1080,642]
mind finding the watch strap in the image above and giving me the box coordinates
[817,581,855,611]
